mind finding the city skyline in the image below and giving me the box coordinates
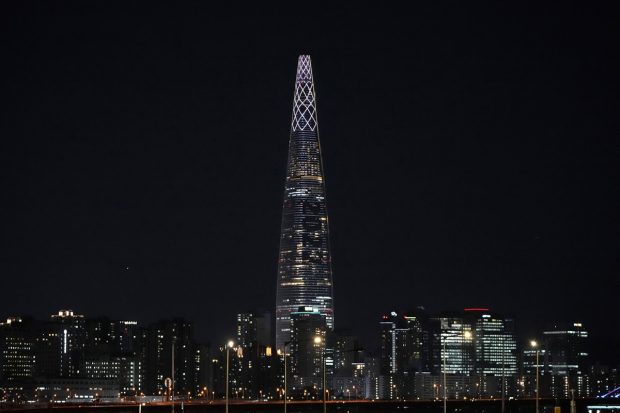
[0,306,611,402]
[1,1,618,368]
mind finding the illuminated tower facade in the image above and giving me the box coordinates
[275,55,334,350]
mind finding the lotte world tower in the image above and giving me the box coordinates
[275,55,334,350]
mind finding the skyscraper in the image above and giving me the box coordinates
[276,55,334,351]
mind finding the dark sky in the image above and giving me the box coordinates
[1,3,618,362]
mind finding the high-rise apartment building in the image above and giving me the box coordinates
[289,306,327,389]
[0,317,37,384]
[330,329,364,398]
[235,311,274,399]
[138,318,197,395]
[50,309,86,378]
[275,55,334,351]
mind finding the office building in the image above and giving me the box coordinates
[379,309,431,399]
[524,322,591,398]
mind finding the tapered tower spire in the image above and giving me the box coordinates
[275,55,334,350]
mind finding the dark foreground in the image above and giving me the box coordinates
[0,399,610,413]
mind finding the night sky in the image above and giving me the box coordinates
[1,3,618,362]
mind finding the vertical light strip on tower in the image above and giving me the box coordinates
[275,55,334,350]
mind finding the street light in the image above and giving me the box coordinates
[282,341,291,413]
[314,336,326,413]
[226,340,235,413]
[462,330,472,400]
[171,336,176,413]
[530,340,539,413]
[501,334,507,413]
[443,334,447,413]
